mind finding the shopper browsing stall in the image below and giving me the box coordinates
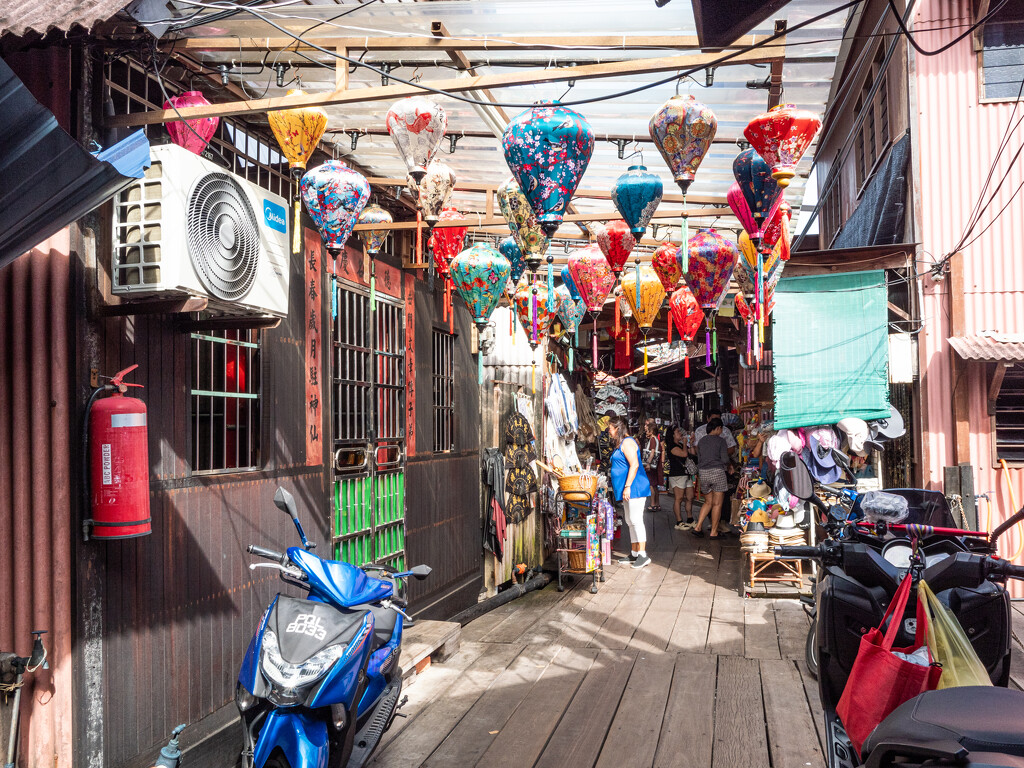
[643,418,663,512]
[607,416,652,569]
[692,418,733,540]
[665,426,696,530]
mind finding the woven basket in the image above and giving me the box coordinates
[566,548,588,571]
[558,473,598,502]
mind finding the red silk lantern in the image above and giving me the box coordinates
[763,201,792,261]
[743,104,822,189]
[566,244,616,316]
[669,284,704,377]
[651,242,683,291]
[428,208,466,280]
[164,91,218,155]
[591,220,635,275]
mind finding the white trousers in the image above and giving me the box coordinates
[624,495,647,546]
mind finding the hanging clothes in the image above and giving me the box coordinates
[482,447,508,559]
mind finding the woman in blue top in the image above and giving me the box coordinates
[607,416,652,569]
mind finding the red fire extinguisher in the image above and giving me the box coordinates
[84,365,151,540]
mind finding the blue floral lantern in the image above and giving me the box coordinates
[732,148,783,233]
[611,165,663,238]
[560,265,581,302]
[300,160,371,256]
[502,102,595,237]
[498,236,526,285]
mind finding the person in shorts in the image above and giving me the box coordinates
[692,418,733,539]
[664,426,695,530]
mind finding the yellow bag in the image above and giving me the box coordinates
[917,579,993,689]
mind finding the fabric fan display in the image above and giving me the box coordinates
[501,407,538,525]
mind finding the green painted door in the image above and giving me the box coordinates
[330,282,406,568]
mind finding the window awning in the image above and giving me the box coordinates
[949,333,1024,362]
[0,57,149,270]
[772,270,891,429]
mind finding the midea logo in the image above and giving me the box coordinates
[264,204,286,227]
[263,199,287,234]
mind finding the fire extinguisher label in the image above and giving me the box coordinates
[101,443,113,485]
[111,413,146,428]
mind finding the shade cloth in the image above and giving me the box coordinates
[772,270,890,429]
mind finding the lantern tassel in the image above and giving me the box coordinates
[614,291,621,335]
[532,360,536,394]
[547,261,555,312]
[712,320,718,363]
[685,353,690,378]
[667,312,673,345]
[593,319,599,370]
[448,284,454,335]
[531,290,538,341]
[569,346,574,372]
[705,328,711,366]
[747,322,752,365]
[292,181,301,254]
[478,348,484,386]
[634,261,642,314]
[370,274,377,312]
[644,345,648,376]
[681,207,689,274]
[416,211,423,265]
[509,302,515,336]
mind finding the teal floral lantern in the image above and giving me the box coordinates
[451,243,512,384]
[611,165,663,238]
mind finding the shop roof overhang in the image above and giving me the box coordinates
[690,0,795,48]
[782,242,918,277]
[949,333,1024,363]
[0,0,129,37]
[0,57,147,270]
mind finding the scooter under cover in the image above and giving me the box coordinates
[252,709,329,768]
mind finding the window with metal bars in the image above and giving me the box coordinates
[995,364,1024,463]
[981,4,1024,100]
[190,330,261,472]
[432,330,455,453]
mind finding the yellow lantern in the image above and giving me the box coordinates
[267,90,329,252]
[268,90,328,176]
[620,263,667,374]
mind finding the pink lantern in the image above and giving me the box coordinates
[566,244,616,316]
[164,91,219,155]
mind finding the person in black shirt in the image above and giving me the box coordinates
[664,425,695,530]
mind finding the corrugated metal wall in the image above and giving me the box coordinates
[914,0,1024,576]
[0,232,73,768]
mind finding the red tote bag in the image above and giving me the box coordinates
[836,573,942,756]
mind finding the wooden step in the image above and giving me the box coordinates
[400,620,461,681]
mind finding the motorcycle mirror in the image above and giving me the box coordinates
[779,451,815,501]
[410,564,432,581]
[830,448,856,482]
[274,487,299,520]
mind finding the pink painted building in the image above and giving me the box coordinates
[819,0,1024,570]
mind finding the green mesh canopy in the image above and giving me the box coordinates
[772,270,890,429]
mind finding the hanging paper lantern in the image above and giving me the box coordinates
[450,243,511,329]
[590,220,636,275]
[499,236,526,284]
[561,265,582,302]
[726,182,758,238]
[386,96,447,182]
[268,90,328,176]
[428,208,467,280]
[685,228,738,311]
[763,201,793,261]
[497,177,550,273]
[733,148,783,232]
[356,204,393,255]
[300,161,370,256]
[513,280,556,349]
[555,284,586,335]
[743,104,822,188]
[164,91,218,155]
[669,284,704,341]
[416,161,456,224]
[734,292,755,325]
[648,94,717,195]
[611,165,663,237]
[502,102,595,236]
[620,264,666,330]
[566,244,616,315]
[651,242,683,291]
[738,231,783,279]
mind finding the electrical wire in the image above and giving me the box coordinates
[886,0,1010,57]
[165,0,863,110]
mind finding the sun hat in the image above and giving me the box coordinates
[803,446,842,484]
[836,417,870,456]
[766,433,790,464]
[868,406,905,441]
[785,429,805,454]
[807,427,840,482]
[748,481,772,500]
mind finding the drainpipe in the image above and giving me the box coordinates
[448,572,552,626]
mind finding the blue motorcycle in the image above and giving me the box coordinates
[236,488,430,768]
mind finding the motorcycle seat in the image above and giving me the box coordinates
[368,604,398,651]
[863,687,1024,762]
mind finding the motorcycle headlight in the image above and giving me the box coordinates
[260,630,344,691]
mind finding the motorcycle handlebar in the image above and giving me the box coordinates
[248,544,287,564]
[989,559,1024,581]
[775,545,822,560]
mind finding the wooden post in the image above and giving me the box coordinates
[335,47,348,91]
[948,251,971,465]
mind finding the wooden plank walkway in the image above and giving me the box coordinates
[371,505,1024,768]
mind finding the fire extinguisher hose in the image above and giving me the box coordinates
[81,384,112,541]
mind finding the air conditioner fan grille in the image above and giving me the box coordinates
[186,173,260,301]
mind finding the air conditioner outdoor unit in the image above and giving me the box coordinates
[112,143,291,317]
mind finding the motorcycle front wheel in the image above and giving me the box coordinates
[805,618,818,680]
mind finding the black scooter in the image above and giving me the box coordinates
[776,453,1024,768]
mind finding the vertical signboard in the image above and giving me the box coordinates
[404,272,416,455]
[304,228,324,466]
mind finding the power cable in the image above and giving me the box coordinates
[166,0,863,110]
[886,0,1010,57]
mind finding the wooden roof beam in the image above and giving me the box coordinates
[353,206,723,231]
[107,42,785,127]
[166,33,758,53]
